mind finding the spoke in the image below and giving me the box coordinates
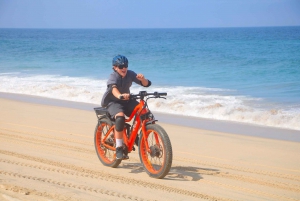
[148,132,153,145]
[144,130,165,171]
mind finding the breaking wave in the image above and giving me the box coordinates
[0,73,299,130]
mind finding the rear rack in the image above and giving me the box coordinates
[94,107,109,120]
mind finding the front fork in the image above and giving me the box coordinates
[141,119,159,154]
[141,120,151,153]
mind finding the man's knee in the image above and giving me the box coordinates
[115,116,125,132]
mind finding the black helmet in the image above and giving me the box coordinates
[112,55,128,67]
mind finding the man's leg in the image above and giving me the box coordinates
[115,112,125,159]
[107,103,126,159]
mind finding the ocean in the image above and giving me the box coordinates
[0,27,300,130]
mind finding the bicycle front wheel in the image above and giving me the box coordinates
[94,119,121,168]
[138,124,173,179]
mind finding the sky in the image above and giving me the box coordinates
[0,0,299,29]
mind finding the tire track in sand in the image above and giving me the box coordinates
[0,123,92,139]
[0,159,299,200]
[0,127,92,146]
[2,130,299,194]
[0,171,149,201]
[176,156,300,182]
[2,129,299,183]
[0,137,95,160]
[201,179,299,201]
[0,184,82,201]
[2,127,299,183]
[0,149,235,201]
[0,132,94,154]
[172,165,300,193]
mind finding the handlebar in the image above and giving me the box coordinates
[130,91,167,100]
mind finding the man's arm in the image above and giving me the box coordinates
[111,85,130,100]
[136,74,151,87]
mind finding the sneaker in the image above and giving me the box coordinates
[116,146,123,159]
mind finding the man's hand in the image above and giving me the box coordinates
[136,74,149,86]
[120,93,130,100]
[136,74,146,81]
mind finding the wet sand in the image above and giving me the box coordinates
[1,92,300,142]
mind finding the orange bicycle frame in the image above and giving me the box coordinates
[100,98,153,153]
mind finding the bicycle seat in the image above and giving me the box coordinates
[94,107,107,115]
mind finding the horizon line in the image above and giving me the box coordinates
[1,25,300,30]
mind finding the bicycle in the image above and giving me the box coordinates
[94,91,172,179]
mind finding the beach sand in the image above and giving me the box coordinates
[1,97,300,201]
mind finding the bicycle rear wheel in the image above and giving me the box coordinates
[94,119,121,168]
[138,124,172,179]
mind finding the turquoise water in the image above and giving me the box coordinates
[0,27,300,130]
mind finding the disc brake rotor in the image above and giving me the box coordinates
[149,145,163,158]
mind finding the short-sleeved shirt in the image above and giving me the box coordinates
[101,70,148,107]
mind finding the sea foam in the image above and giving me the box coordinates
[0,74,299,131]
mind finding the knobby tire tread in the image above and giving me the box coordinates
[94,119,121,168]
[139,124,173,179]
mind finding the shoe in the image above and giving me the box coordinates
[116,146,123,159]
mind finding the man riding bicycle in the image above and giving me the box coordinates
[101,55,151,159]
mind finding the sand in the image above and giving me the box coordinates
[0,97,300,201]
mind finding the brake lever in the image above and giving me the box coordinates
[153,95,166,99]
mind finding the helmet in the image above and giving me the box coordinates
[112,55,128,67]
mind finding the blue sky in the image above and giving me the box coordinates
[0,0,299,28]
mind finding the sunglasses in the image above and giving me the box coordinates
[117,65,128,69]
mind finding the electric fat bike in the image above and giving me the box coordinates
[94,91,172,179]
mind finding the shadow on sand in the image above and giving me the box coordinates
[121,163,220,181]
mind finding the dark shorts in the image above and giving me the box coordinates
[107,99,139,119]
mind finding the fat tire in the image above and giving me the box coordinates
[94,119,121,168]
[138,124,172,179]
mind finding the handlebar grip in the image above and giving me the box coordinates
[159,92,167,96]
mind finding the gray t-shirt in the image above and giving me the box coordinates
[101,70,150,107]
